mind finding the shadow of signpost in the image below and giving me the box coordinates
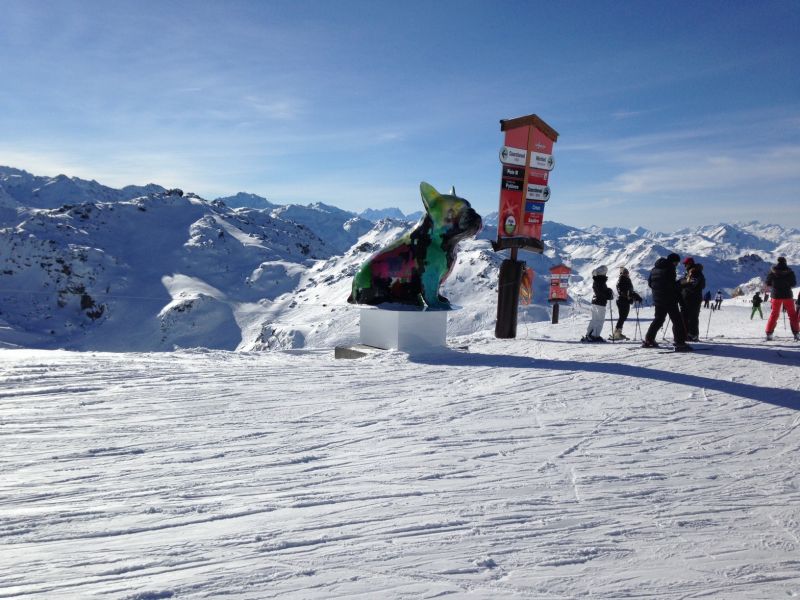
[409,345,800,411]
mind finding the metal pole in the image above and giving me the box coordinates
[609,303,615,343]
[662,315,671,340]
[495,257,524,339]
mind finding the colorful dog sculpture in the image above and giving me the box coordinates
[348,182,482,309]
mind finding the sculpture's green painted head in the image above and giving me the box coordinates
[419,182,483,243]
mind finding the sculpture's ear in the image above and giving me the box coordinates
[420,182,440,214]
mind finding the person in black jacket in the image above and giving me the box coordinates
[642,253,691,350]
[679,257,705,341]
[751,292,763,319]
[765,257,799,341]
[582,265,614,342]
[612,267,642,340]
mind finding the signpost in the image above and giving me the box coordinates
[494,114,559,338]
[548,264,571,324]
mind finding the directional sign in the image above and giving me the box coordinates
[525,211,544,225]
[526,184,550,202]
[499,145,527,166]
[495,114,558,255]
[530,151,555,171]
[527,168,549,186]
[502,166,525,180]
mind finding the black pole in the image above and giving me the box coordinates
[495,258,525,338]
[551,302,560,324]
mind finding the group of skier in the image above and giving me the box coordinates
[581,253,799,350]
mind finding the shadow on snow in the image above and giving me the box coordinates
[409,345,800,410]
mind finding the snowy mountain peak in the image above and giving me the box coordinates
[215,192,276,210]
[359,207,408,222]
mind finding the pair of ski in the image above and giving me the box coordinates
[625,344,713,354]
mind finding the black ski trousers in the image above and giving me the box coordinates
[615,300,630,330]
[645,302,687,344]
[683,299,702,338]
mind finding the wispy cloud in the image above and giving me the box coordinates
[611,108,659,120]
[609,145,800,195]
[242,95,304,121]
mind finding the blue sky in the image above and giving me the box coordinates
[1,0,798,231]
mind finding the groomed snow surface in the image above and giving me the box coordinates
[2,302,800,599]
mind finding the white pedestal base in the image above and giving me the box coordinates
[360,308,447,352]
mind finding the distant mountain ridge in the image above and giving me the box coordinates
[0,165,166,209]
[0,165,798,351]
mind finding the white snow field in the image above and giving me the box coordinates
[2,302,800,599]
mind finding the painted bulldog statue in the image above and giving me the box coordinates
[348,182,482,309]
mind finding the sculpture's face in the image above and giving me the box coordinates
[421,184,482,247]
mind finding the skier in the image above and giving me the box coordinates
[751,292,763,320]
[714,290,723,310]
[679,257,705,341]
[581,265,613,343]
[611,267,642,340]
[703,290,712,309]
[764,257,799,341]
[642,253,691,351]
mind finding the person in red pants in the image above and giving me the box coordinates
[765,257,799,341]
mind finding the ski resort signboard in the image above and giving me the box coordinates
[548,264,571,324]
[494,114,558,253]
[549,264,571,302]
[494,113,559,339]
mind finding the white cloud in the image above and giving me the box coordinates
[607,145,800,196]
[243,95,304,121]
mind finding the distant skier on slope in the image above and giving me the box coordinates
[764,257,799,341]
[751,292,763,320]
[581,265,613,343]
[703,290,712,308]
[642,253,692,351]
[679,257,705,341]
[611,267,642,340]
[714,290,723,310]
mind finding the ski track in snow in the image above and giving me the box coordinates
[1,305,800,599]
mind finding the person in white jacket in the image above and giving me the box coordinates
[582,265,614,342]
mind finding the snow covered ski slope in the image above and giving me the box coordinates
[1,304,799,598]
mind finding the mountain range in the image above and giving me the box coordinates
[1,165,797,351]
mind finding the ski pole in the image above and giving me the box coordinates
[609,303,615,344]
[705,304,713,338]
[634,303,642,341]
[784,306,787,330]
[662,315,671,340]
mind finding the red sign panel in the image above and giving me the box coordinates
[496,115,558,251]
[527,168,549,186]
[548,264,571,302]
